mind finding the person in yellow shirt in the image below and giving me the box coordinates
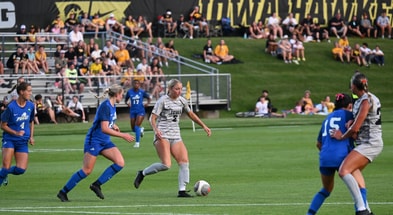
[92,13,106,30]
[52,15,65,29]
[89,57,106,87]
[35,45,49,73]
[114,42,134,68]
[214,39,234,63]
[338,36,351,63]
[332,42,344,63]
[120,67,133,89]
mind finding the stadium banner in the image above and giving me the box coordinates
[0,0,391,32]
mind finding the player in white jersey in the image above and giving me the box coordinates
[133,79,211,197]
[332,73,382,215]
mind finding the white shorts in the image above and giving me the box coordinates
[354,143,383,162]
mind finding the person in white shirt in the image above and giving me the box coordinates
[376,12,392,39]
[255,96,286,118]
[371,45,384,66]
[267,12,283,39]
[359,43,372,66]
[282,13,298,35]
[136,58,151,91]
[68,25,84,47]
[67,95,87,122]
[103,40,119,54]
[106,13,124,38]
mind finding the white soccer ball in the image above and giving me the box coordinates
[194,180,211,196]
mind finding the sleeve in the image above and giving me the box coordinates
[152,97,164,116]
[180,96,191,113]
[1,105,11,123]
[97,102,111,122]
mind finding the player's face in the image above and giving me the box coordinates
[21,86,32,101]
[170,83,182,98]
[133,81,140,89]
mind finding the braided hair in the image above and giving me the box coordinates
[95,84,123,99]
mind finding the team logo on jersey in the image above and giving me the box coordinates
[16,112,29,121]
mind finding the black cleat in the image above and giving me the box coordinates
[134,171,144,189]
[1,176,8,186]
[90,184,104,199]
[177,190,193,198]
[356,210,371,215]
[57,190,69,202]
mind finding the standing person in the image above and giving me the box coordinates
[307,93,367,215]
[57,84,135,202]
[125,80,151,148]
[133,79,211,197]
[0,82,35,187]
[332,73,383,215]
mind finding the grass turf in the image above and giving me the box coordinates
[0,117,391,214]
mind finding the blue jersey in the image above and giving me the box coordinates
[125,88,150,115]
[317,109,354,167]
[1,100,35,142]
[85,99,117,145]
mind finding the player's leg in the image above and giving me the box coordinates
[134,115,145,148]
[353,169,371,213]
[0,147,15,186]
[307,167,335,215]
[171,140,191,197]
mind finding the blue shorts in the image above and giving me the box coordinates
[84,141,116,156]
[319,166,338,176]
[2,139,29,153]
[130,111,145,119]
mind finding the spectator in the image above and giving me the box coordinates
[314,95,335,115]
[6,46,26,74]
[371,45,384,66]
[91,13,106,31]
[338,36,351,63]
[34,94,57,124]
[348,15,364,37]
[136,15,153,39]
[376,12,392,39]
[282,13,298,35]
[66,62,84,94]
[80,12,99,39]
[359,42,372,67]
[267,12,283,39]
[105,13,125,38]
[164,39,179,60]
[57,28,69,46]
[35,45,49,73]
[102,39,119,55]
[90,43,102,61]
[312,23,330,43]
[177,14,194,39]
[52,15,65,29]
[107,52,121,76]
[255,96,285,118]
[51,23,61,42]
[77,58,93,89]
[256,89,277,112]
[54,50,68,88]
[265,34,278,56]
[249,21,265,39]
[136,58,151,91]
[74,40,86,65]
[149,57,164,100]
[351,43,362,66]
[301,14,315,37]
[160,9,177,34]
[203,39,221,64]
[277,35,292,63]
[26,46,40,74]
[27,25,46,43]
[64,46,77,65]
[114,41,134,69]
[14,25,29,47]
[301,90,318,115]
[189,6,209,37]
[329,13,347,39]
[360,13,377,38]
[125,15,138,38]
[214,39,234,63]
[69,25,84,47]
[120,67,133,89]
[53,94,80,118]
[67,95,87,123]
[332,41,344,63]
[65,12,78,30]
[89,57,106,87]
[290,34,306,62]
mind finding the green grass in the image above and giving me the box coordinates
[161,36,393,117]
[0,117,392,214]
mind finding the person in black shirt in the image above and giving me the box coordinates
[203,39,220,64]
[6,47,26,74]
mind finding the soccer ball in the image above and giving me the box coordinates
[194,180,211,196]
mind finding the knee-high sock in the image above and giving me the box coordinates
[143,163,169,176]
[342,174,366,211]
[0,168,8,184]
[178,163,189,191]
[360,188,370,212]
[62,169,87,193]
[8,166,25,175]
[307,188,331,215]
[135,125,141,143]
[96,163,123,185]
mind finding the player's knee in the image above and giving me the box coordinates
[14,167,26,175]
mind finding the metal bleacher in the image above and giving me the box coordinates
[0,31,231,119]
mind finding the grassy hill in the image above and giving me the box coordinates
[164,36,392,117]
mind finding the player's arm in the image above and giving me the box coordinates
[149,113,162,139]
[100,120,134,142]
[187,111,211,136]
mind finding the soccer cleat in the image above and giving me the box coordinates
[177,190,193,198]
[134,171,144,189]
[355,209,371,215]
[133,142,140,148]
[140,127,144,138]
[90,184,105,199]
[1,176,8,187]
[57,190,69,202]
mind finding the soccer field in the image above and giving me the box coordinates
[0,117,392,215]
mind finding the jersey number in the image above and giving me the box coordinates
[322,117,341,137]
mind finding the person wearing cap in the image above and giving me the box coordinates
[105,13,124,38]
[161,9,177,33]
[177,14,194,39]
[189,6,209,37]
[14,25,28,47]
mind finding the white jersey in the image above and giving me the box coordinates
[353,92,383,146]
[152,95,191,139]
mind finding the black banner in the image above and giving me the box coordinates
[0,0,392,32]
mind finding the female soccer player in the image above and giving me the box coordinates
[133,79,211,197]
[125,79,151,148]
[0,82,35,187]
[307,93,367,214]
[57,84,135,202]
[332,73,382,215]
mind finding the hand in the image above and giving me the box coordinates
[113,124,120,132]
[330,129,343,140]
[16,130,25,136]
[122,133,135,142]
[154,129,163,139]
[29,137,35,146]
[204,126,211,137]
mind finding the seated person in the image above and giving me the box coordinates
[332,42,344,63]
[203,39,221,64]
[329,13,347,38]
[53,94,80,118]
[160,9,177,33]
[255,96,285,118]
[277,35,292,63]
[351,43,362,66]
[360,13,377,38]
[359,42,372,66]
[6,46,26,74]
[164,39,179,59]
[115,41,134,68]
[136,15,153,38]
[338,36,351,63]
[314,96,335,115]
[67,95,87,122]
[189,6,209,36]
[34,94,57,124]
[64,12,78,30]
[301,90,318,115]
[177,14,194,39]
[80,12,99,39]
[214,39,234,63]
[35,45,49,73]
[282,13,298,35]
[371,45,384,66]
[265,34,278,55]
[106,13,125,37]
[376,12,392,39]
[348,15,364,37]
[249,21,265,39]
[312,23,330,42]
[92,13,106,31]
[267,12,283,39]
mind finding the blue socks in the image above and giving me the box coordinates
[307,188,331,215]
[96,163,123,185]
[135,125,141,143]
[0,168,8,184]
[62,169,87,193]
[0,166,26,184]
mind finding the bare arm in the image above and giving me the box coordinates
[187,111,211,136]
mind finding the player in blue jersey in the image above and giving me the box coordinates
[125,79,151,148]
[332,73,382,215]
[307,93,368,215]
[0,82,35,187]
[57,84,135,202]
